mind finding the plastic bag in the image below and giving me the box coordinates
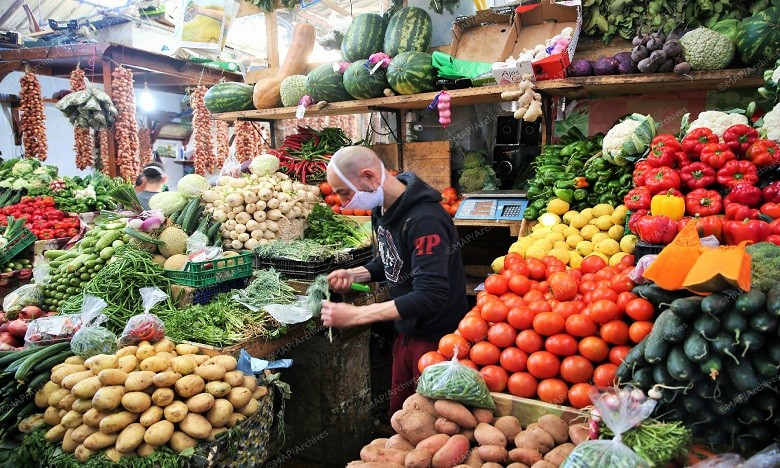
[24,294,107,346]
[416,352,495,409]
[188,246,222,262]
[119,287,167,345]
[562,386,656,468]
[3,265,49,312]
[186,230,211,252]
[219,152,242,178]
[693,443,780,468]
[70,295,117,358]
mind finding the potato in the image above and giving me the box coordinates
[75,444,96,462]
[477,445,509,463]
[227,387,252,409]
[472,408,494,424]
[140,356,169,373]
[204,381,231,398]
[394,409,437,445]
[137,443,155,457]
[152,371,182,388]
[72,377,102,399]
[116,346,139,358]
[206,399,233,427]
[210,355,238,371]
[62,428,78,453]
[226,412,246,428]
[223,370,245,387]
[117,355,139,373]
[568,423,589,446]
[515,426,555,455]
[98,369,129,386]
[144,419,175,446]
[72,424,99,444]
[175,374,205,398]
[415,434,450,457]
[45,424,67,443]
[124,371,156,391]
[370,438,389,447]
[187,393,216,413]
[544,443,574,466]
[252,385,269,400]
[495,416,523,441]
[403,394,438,418]
[433,400,477,429]
[61,370,96,390]
[431,434,470,468]
[192,354,210,365]
[136,345,156,361]
[509,447,543,465]
[58,393,77,411]
[385,434,414,451]
[116,423,146,453]
[86,354,118,373]
[175,343,200,355]
[359,445,407,464]
[139,406,164,427]
[154,338,175,353]
[482,464,504,468]
[164,401,189,423]
[151,388,175,406]
[72,398,93,413]
[405,448,432,468]
[35,381,60,408]
[65,356,86,365]
[237,398,259,416]
[82,408,111,427]
[44,406,63,426]
[122,391,152,413]
[92,386,126,411]
[208,426,229,441]
[195,363,227,382]
[51,365,88,384]
[435,418,460,435]
[530,461,557,468]
[169,431,198,452]
[537,415,569,445]
[463,448,483,468]
[241,375,257,392]
[180,413,212,439]
[61,410,83,428]
[507,464,531,468]
[475,423,507,447]
[98,411,138,434]
[347,463,403,468]
[48,388,71,408]
[84,431,119,450]
[170,356,196,375]
[106,448,136,462]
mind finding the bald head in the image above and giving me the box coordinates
[327,146,385,204]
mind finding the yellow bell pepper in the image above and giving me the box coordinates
[650,193,685,221]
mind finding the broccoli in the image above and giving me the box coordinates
[463,151,486,169]
[745,242,780,292]
[459,166,500,193]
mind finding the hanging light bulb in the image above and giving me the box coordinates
[139,81,155,113]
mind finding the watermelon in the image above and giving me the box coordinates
[203,82,254,114]
[737,6,780,67]
[384,7,433,57]
[343,60,389,99]
[305,64,352,103]
[280,75,307,107]
[341,13,386,62]
[387,51,436,95]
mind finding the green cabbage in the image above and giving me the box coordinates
[149,191,188,215]
[177,174,210,199]
[249,154,280,176]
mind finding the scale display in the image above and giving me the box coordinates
[454,197,528,221]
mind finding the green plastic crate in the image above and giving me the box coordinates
[164,251,254,287]
[0,228,36,265]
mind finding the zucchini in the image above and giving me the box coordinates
[661,312,687,343]
[66,253,95,273]
[94,230,122,251]
[766,284,780,317]
[683,333,709,363]
[749,311,778,333]
[701,291,736,317]
[43,249,68,260]
[188,205,205,234]
[700,356,722,380]
[124,227,165,245]
[670,296,704,320]
[734,289,766,316]
[667,346,695,381]
[726,359,760,393]
[180,198,200,230]
[644,310,673,364]
[206,221,222,241]
[31,350,71,373]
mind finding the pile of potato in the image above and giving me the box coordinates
[33,338,267,462]
[349,393,589,468]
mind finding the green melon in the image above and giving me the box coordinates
[305,64,352,103]
[203,82,254,114]
[341,13,387,62]
[736,6,780,67]
[280,75,308,107]
[343,60,389,100]
[386,51,436,95]
[384,7,433,57]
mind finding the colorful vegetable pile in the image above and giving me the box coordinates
[0,196,80,240]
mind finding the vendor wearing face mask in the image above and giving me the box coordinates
[321,146,469,413]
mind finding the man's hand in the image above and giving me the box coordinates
[327,269,353,294]
[321,301,359,328]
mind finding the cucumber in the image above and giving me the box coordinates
[99,246,114,260]
[722,310,749,337]
[738,330,765,355]
[681,394,706,413]
[694,314,720,340]
[726,358,760,393]
[683,333,709,363]
[751,353,779,379]
[737,406,765,426]
[767,342,780,364]
[734,289,766,316]
[175,200,192,226]
[766,284,780,317]
[43,249,68,260]
[750,311,778,333]
[206,221,222,241]
[667,346,695,381]
[124,227,165,245]
[67,253,95,273]
[661,312,687,343]
[752,392,777,415]
[695,377,719,399]
[700,355,722,379]
[188,205,205,234]
[734,434,759,454]
[631,366,654,389]
[94,230,122,251]
[701,291,735,317]
[711,332,741,365]
[180,198,200,230]
[653,361,674,386]
[670,296,704,320]
[644,310,673,364]
[632,283,690,308]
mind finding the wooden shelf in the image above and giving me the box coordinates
[454,218,526,237]
[212,69,763,122]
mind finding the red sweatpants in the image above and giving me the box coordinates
[390,334,438,414]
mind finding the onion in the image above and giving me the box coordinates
[8,319,28,338]
[141,217,162,232]
[127,218,144,230]
[20,305,43,320]
[0,332,17,345]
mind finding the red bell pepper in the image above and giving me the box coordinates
[763,181,780,203]
[725,203,760,221]
[628,209,648,234]
[717,160,760,188]
[632,161,652,187]
[744,139,780,167]
[624,187,652,211]
[644,166,682,195]
[635,215,679,244]
[695,215,724,241]
[677,216,693,232]
[651,134,684,152]
[760,202,780,219]
[647,145,677,168]
[674,150,692,168]
[765,234,780,246]
[724,183,763,208]
[682,128,718,159]
[679,162,716,190]
[699,143,737,170]
[685,189,723,217]
[771,219,780,235]
[722,218,772,245]
[722,124,759,156]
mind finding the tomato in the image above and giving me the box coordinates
[458,358,479,370]
[501,269,516,281]
[507,372,538,398]
[537,378,568,404]
[470,341,501,366]
[545,264,566,277]
[565,314,597,337]
[458,315,489,342]
[418,351,446,373]
[504,252,523,266]
[578,280,597,294]
[499,347,528,373]
[319,181,333,195]
[507,262,530,277]
[559,355,594,383]
[540,256,563,268]
[484,274,509,296]
[488,323,518,348]
[629,321,654,343]
[589,287,618,303]
[548,272,577,301]
[552,301,579,319]
[608,345,632,366]
[625,298,655,321]
[331,205,341,214]
[525,258,547,280]
[533,312,565,336]
[438,334,470,359]
[609,274,634,294]
[588,300,620,324]
[526,351,561,379]
[508,275,533,296]
[600,320,630,345]
[341,209,355,215]
[545,334,578,357]
[515,330,544,354]
[579,336,609,363]
[523,290,545,304]
[442,187,458,202]
[593,363,618,387]
[528,300,552,314]
[568,383,594,409]
[534,281,550,293]
[480,365,509,392]
[481,300,509,323]
[596,266,621,281]
[580,255,607,273]
[507,306,535,331]
[616,291,638,311]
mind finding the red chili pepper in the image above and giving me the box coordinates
[722,124,759,156]
[724,183,763,208]
[716,160,759,188]
[699,143,737,170]
[679,162,716,190]
[682,128,718,159]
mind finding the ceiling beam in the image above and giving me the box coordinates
[296,10,329,27]
[0,0,25,27]
[320,0,350,16]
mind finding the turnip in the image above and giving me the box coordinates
[231,240,243,250]
[245,203,257,214]
[266,220,279,233]
[238,233,250,243]
[246,220,260,232]
[253,210,267,222]
[263,231,275,240]
[267,198,280,210]
[255,200,267,212]
[235,212,251,225]
[251,230,263,240]
[128,218,144,230]
[267,209,283,221]
[235,224,247,234]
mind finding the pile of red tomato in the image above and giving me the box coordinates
[419,252,655,408]
[318,181,378,216]
[0,196,80,239]
[440,187,462,217]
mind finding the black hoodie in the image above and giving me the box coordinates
[363,173,469,342]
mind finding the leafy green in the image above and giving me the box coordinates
[304,204,370,249]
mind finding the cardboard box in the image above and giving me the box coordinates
[449,10,514,63]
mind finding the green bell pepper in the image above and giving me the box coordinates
[573,188,588,201]
[554,188,574,204]
[530,198,548,211]
[593,181,609,195]
[523,207,539,220]
[587,193,600,205]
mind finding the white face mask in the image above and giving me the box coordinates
[330,162,386,210]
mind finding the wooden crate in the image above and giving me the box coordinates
[369,141,452,191]
[491,392,585,426]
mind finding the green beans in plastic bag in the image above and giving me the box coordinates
[69,295,118,358]
[416,353,495,409]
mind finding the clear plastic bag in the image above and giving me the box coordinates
[219,152,242,178]
[187,246,222,262]
[562,386,656,468]
[416,352,495,409]
[119,287,167,345]
[186,230,211,252]
[25,294,107,346]
[3,265,49,312]
[70,295,117,358]
[693,443,780,468]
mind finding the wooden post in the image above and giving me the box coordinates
[264,11,279,71]
[101,59,118,177]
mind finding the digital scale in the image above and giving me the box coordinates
[454,191,528,221]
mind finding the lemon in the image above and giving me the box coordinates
[531,227,553,239]
[611,206,628,225]
[620,234,638,254]
[587,252,609,263]
[554,240,570,251]
[576,240,594,256]
[563,226,580,238]
[569,215,589,229]
[580,208,595,221]
[608,225,625,241]
[519,237,535,249]
[591,232,610,245]
[532,239,554,251]
[548,248,571,265]
[592,203,615,217]
[552,224,568,233]
[596,238,620,257]
[525,244,549,259]
[547,199,570,216]
[594,215,614,231]
[538,212,562,227]
[569,251,584,268]
[491,256,505,273]
[508,241,526,255]
[546,232,565,243]
[579,225,600,241]
[567,234,584,248]
[609,252,630,266]
[562,210,579,224]
[531,223,544,232]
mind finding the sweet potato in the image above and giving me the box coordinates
[404,448,432,468]
[462,428,475,444]
[515,426,555,454]
[359,444,407,464]
[396,409,437,445]
[402,393,438,418]
[347,463,403,468]
[537,415,569,445]
[434,417,460,435]
[463,448,483,467]
[509,447,543,465]
[481,463,503,468]
[477,445,509,463]
[494,415,522,440]
[390,409,405,434]
[415,433,450,457]
[386,434,415,452]
[507,463,531,468]
[568,423,589,446]
[431,434,470,468]
[433,400,477,429]
[472,407,494,424]
[370,438,389,447]
[544,443,574,466]
[531,461,558,468]
[475,422,507,447]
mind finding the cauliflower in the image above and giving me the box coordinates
[680,27,735,71]
[602,114,656,166]
[760,103,780,143]
[686,110,749,138]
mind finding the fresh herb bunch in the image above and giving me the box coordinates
[253,239,348,262]
[304,204,370,249]
[599,418,692,467]
[232,269,298,311]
